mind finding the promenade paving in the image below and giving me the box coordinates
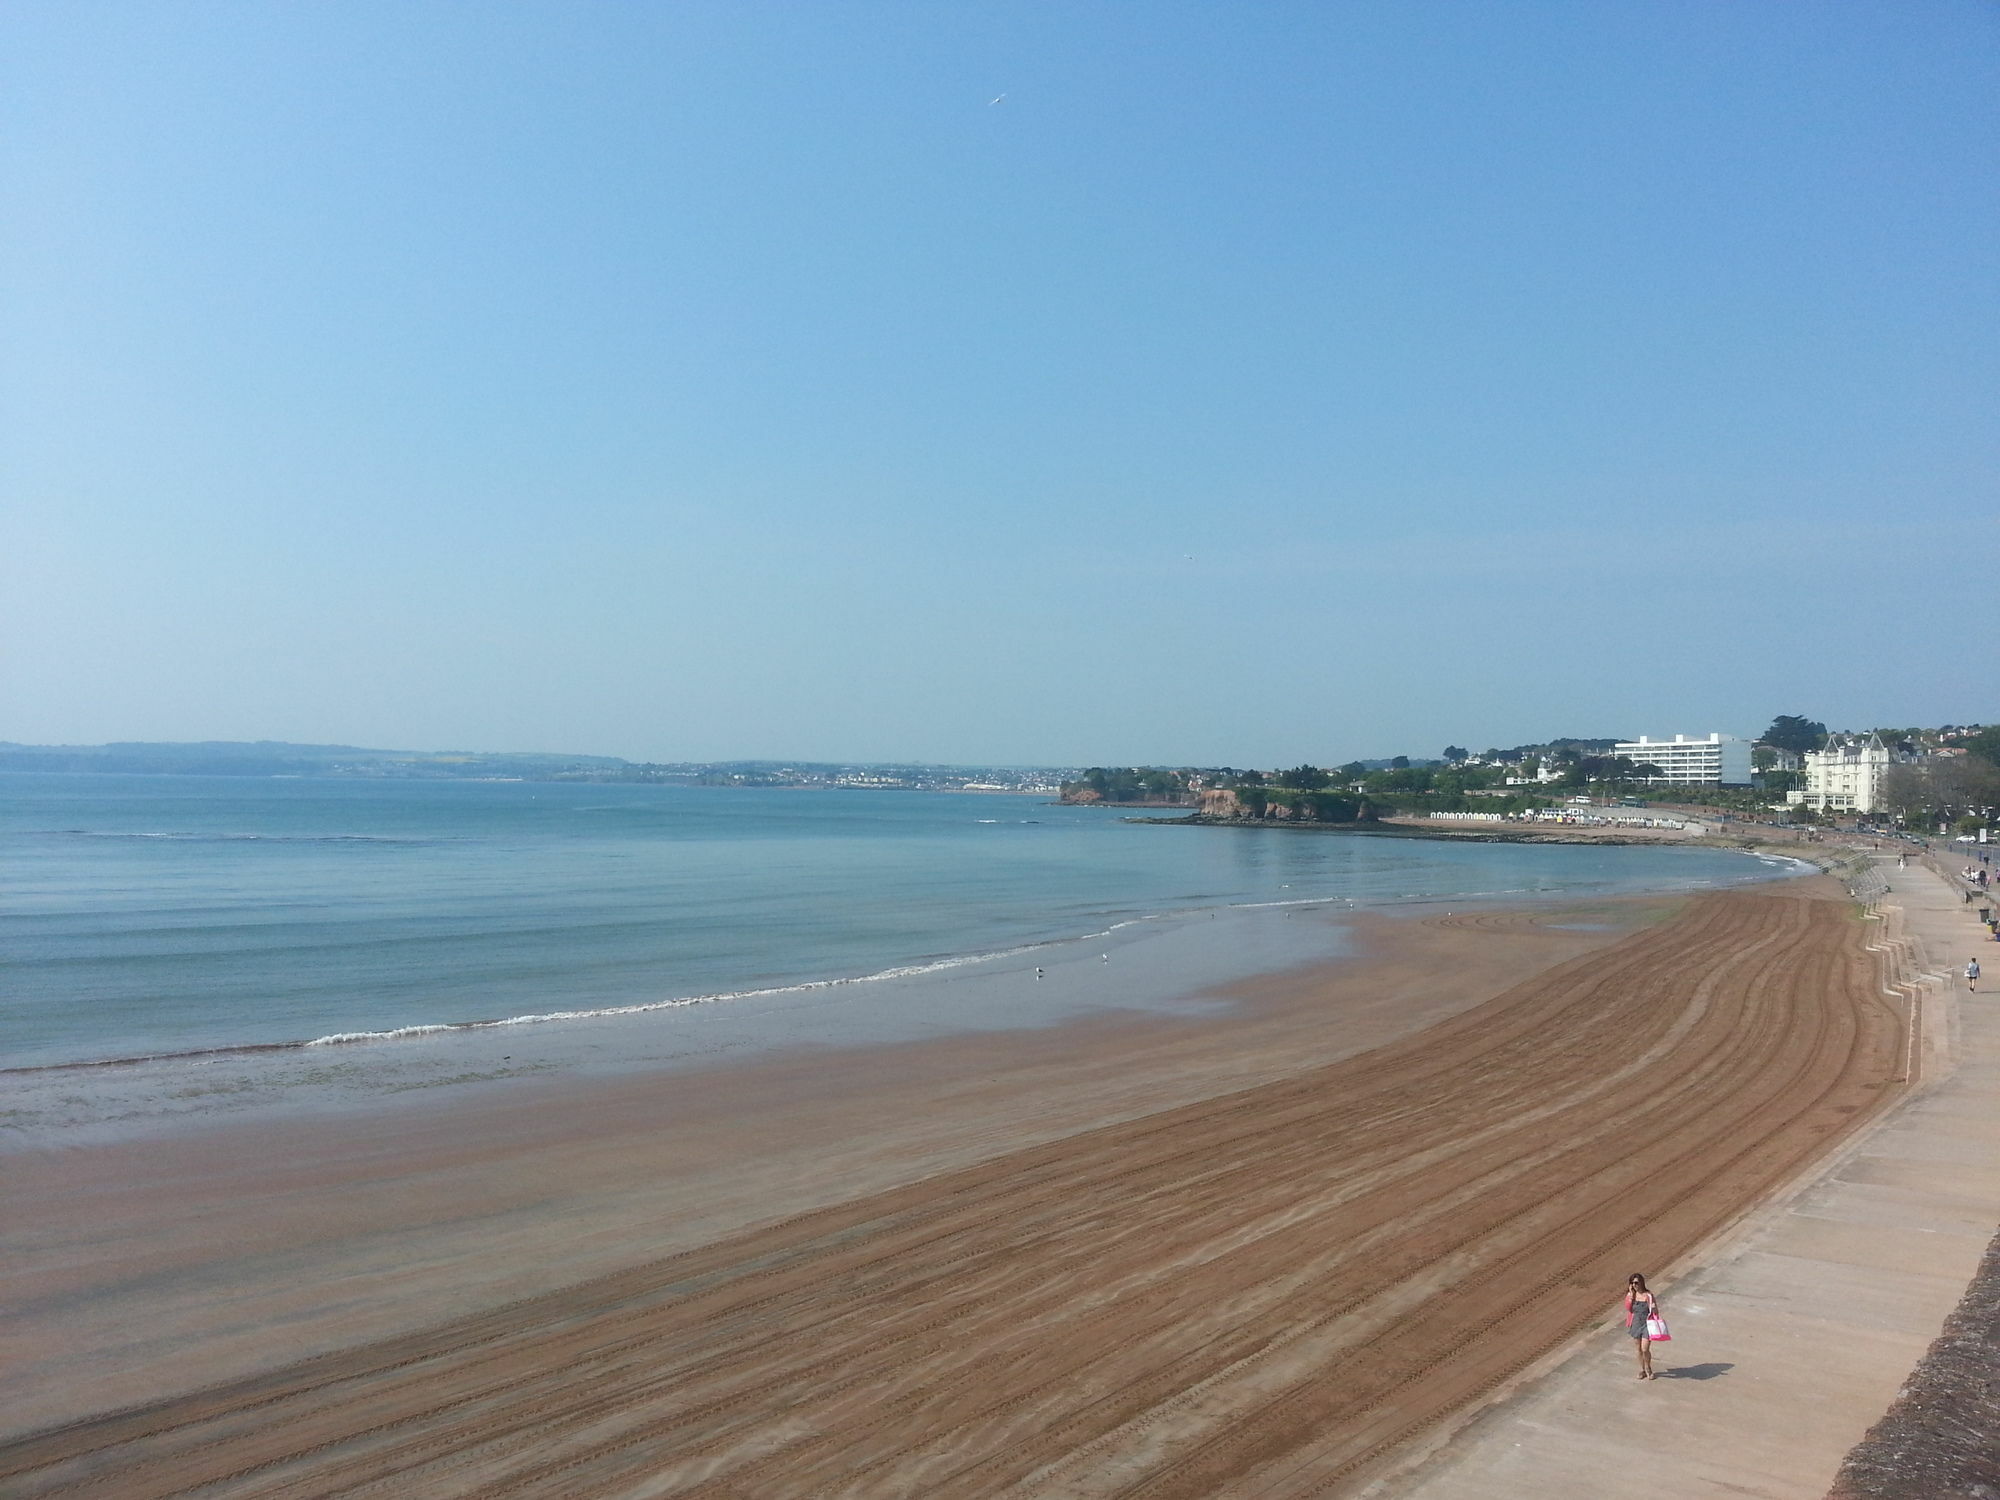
[1368,854,2000,1500]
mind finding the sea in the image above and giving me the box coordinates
[1,774,1810,1143]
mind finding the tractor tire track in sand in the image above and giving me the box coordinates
[0,884,1907,1498]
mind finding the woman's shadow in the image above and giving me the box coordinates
[1658,1362,1734,1380]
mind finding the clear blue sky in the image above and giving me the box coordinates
[4,2,1995,766]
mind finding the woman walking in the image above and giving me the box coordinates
[1624,1273,1663,1379]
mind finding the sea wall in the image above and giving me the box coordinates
[1057,789,1194,807]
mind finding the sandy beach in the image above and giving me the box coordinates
[0,874,1906,1497]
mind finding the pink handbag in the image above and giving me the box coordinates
[1645,1316,1671,1342]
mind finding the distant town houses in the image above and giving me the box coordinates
[1503,762,1570,787]
[1060,718,1994,834]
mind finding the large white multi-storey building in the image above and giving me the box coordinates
[1790,732,1915,814]
[1613,733,1753,786]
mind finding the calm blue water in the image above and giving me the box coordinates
[2,775,1793,1068]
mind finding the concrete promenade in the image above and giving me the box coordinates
[1368,854,2000,1500]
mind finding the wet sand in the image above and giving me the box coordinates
[0,879,1905,1496]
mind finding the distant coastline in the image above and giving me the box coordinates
[0,740,1072,795]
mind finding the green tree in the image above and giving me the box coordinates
[1960,727,2000,769]
[1761,716,1828,756]
[1912,755,2000,817]
[1275,763,1330,790]
[1442,746,1468,762]
[1877,764,1931,821]
[1365,766,1435,795]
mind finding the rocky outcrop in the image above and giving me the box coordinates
[1195,787,1372,823]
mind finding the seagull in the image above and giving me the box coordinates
[989,93,1007,105]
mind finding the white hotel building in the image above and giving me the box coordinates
[1790,732,1916,815]
[1612,733,1753,786]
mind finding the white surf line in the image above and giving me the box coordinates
[302,915,1187,1047]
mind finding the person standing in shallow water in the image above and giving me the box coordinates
[1624,1274,1662,1379]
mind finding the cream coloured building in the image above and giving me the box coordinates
[1791,732,1915,814]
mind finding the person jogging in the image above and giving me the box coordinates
[1969,958,1981,993]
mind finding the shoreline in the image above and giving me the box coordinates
[0,871,1905,1497]
[5,777,1809,1080]
[0,900,1356,1147]
[0,910,1192,1077]
[1,843,1807,1107]
[0,888,1672,1445]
